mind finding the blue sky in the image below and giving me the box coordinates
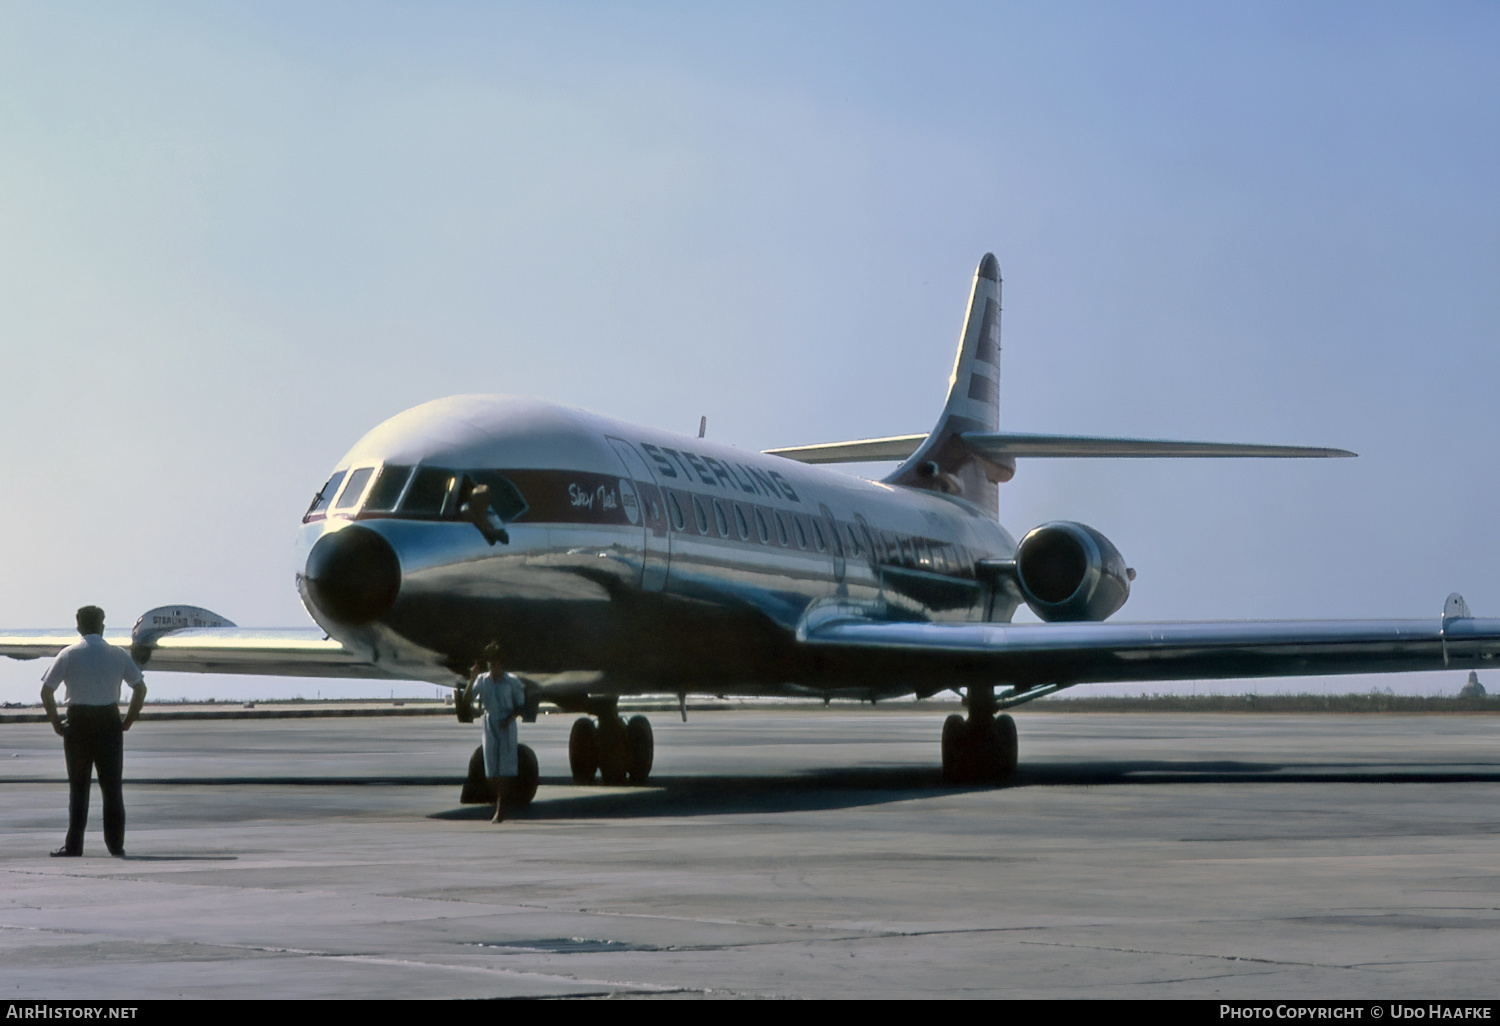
[2,2,1497,700]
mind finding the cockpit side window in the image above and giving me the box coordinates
[465,471,529,522]
[401,467,456,515]
[363,465,413,513]
[334,467,375,511]
[306,470,347,520]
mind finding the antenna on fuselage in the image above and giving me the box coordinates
[698,416,707,439]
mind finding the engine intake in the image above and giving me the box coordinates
[1015,521,1131,622]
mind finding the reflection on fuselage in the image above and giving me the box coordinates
[293,396,1018,698]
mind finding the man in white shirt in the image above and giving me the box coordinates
[40,606,147,857]
[463,642,526,824]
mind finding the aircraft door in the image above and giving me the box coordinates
[819,503,845,582]
[606,438,669,591]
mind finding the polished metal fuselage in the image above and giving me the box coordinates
[296,395,1018,698]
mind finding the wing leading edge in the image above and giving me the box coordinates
[799,601,1500,702]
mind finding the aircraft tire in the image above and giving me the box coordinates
[941,714,969,784]
[598,716,630,786]
[569,717,599,784]
[625,715,654,784]
[967,718,1004,783]
[504,744,539,807]
[461,745,496,804]
[996,713,1018,782]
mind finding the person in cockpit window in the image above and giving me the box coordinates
[464,642,526,824]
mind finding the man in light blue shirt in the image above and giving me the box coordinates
[40,606,147,857]
[464,642,526,824]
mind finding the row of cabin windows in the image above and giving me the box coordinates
[662,489,971,577]
[306,465,528,523]
[666,490,829,552]
[306,468,970,578]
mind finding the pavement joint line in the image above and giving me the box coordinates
[1013,938,1365,971]
[315,953,690,991]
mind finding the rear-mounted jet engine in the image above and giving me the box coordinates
[1014,521,1133,622]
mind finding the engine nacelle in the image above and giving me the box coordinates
[1015,521,1131,622]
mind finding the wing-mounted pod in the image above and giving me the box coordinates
[1014,522,1132,622]
[131,605,237,667]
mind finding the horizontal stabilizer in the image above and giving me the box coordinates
[764,434,926,464]
[959,432,1355,459]
[765,432,1354,464]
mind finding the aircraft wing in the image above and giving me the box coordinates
[800,601,1500,703]
[0,627,402,680]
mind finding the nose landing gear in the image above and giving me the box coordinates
[941,686,1018,784]
[568,707,654,785]
[460,744,539,807]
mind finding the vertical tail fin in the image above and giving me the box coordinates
[882,253,1012,517]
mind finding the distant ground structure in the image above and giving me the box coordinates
[1460,672,1486,698]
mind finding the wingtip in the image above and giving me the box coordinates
[977,252,999,282]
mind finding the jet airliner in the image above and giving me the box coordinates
[7,253,1500,800]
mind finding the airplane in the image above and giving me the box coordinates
[7,252,1500,803]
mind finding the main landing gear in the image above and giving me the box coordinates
[941,686,1018,785]
[569,708,654,785]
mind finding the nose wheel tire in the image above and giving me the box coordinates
[941,713,1018,785]
[569,717,599,783]
[460,743,539,807]
[461,746,491,804]
[503,744,539,807]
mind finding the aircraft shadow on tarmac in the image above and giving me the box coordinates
[427,759,1500,821]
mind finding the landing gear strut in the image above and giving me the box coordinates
[941,686,1017,784]
[568,705,653,785]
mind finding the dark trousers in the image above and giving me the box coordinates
[62,704,125,854]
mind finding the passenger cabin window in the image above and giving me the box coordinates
[733,504,751,541]
[401,467,456,515]
[306,470,347,519]
[774,511,790,546]
[793,516,807,549]
[363,465,412,513]
[334,467,375,511]
[668,491,686,531]
[811,519,826,552]
[712,499,730,538]
[693,495,710,534]
[844,524,861,557]
[753,508,770,544]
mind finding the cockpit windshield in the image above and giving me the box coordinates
[334,467,375,510]
[304,463,529,524]
[363,465,412,512]
[305,470,347,520]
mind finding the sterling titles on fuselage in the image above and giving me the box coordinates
[295,395,1017,693]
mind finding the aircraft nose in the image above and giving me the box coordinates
[304,525,401,627]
